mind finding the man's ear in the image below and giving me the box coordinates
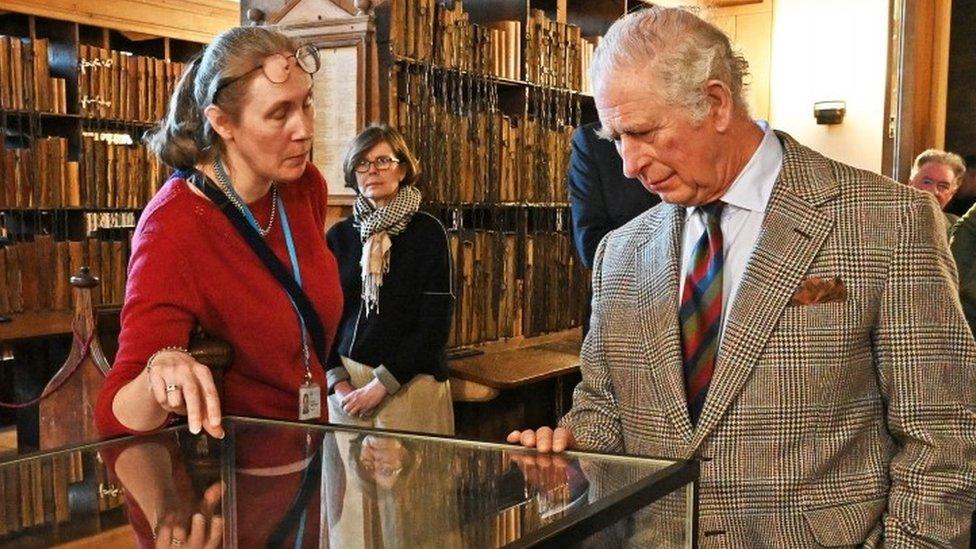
[704,79,735,133]
[204,105,234,143]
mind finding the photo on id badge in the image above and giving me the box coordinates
[299,382,321,420]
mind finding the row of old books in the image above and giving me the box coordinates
[80,136,168,208]
[447,229,586,348]
[483,21,522,81]
[0,137,167,209]
[396,96,513,204]
[526,9,597,91]
[449,230,519,347]
[79,45,186,122]
[0,36,69,113]
[432,2,522,81]
[579,37,599,95]
[394,79,572,204]
[0,453,124,537]
[389,0,437,62]
[0,137,79,209]
[521,231,587,338]
[0,454,78,536]
[390,1,594,90]
[518,116,574,204]
[0,233,132,316]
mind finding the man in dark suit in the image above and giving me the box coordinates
[568,121,659,269]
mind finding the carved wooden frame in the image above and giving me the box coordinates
[276,14,380,205]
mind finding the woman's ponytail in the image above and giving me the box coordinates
[144,55,207,170]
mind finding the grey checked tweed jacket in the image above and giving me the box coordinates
[560,132,976,548]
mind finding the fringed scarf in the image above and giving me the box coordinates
[352,185,422,315]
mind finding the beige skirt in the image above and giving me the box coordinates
[328,356,455,436]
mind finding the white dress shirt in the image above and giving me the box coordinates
[678,121,784,336]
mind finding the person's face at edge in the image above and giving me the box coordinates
[910,162,959,210]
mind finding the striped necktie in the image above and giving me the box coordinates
[680,202,724,426]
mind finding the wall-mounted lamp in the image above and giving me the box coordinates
[814,100,846,125]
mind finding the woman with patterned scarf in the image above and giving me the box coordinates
[325,124,455,435]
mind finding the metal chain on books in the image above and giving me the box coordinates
[433,61,446,204]
[398,65,413,185]
[0,108,6,246]
[546,85,557,202]
[482,27,493,205]
[487,50,500,204]
[468,27,479,205]
[537,84,551,204]
[466,26,479,205]
[422,60,437,203]
[23,40,43,239]
[448,47,462,205]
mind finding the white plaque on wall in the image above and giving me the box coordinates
[312,45,359,204]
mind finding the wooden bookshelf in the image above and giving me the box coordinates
[0,310,73,341]
[0,11,209,341]
[253,0,622,350]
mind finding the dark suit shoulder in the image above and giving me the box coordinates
[573,122,622,160]
[407,210,449,238]
[572,121,603,146]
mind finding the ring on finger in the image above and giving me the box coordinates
[165,384,181,393]
[170,538,186,546]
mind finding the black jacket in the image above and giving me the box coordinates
[325,211,454,392]
[567,121,659,268]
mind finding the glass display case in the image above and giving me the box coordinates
[0,417,698,548]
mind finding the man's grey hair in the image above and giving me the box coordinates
[591,6,750,123]
[911,149,967,185]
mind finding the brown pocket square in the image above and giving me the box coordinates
[789,276,848,306]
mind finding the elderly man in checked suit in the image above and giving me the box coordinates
[509,7,976,547]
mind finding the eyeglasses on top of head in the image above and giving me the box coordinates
[212,44,320,102]
[354,156,401,173]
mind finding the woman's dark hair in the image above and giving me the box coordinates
[342,123,421,189]
[144,26,297,169]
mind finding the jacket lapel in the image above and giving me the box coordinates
[633,204,695,442]
[688,133,839,450]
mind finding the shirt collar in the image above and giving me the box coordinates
[686,120,783,217]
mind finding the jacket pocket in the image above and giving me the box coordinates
[802,496,886,547]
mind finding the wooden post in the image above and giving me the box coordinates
[38,267,110,450]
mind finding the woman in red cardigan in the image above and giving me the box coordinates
[94,26,343,439]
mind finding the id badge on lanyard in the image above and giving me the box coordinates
[201,168,323,421]
[277,194,322,421]
[297,339,321,421]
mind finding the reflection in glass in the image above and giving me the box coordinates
[0,418,694,548]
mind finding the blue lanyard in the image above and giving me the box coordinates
[221,180,312,374]
[277,196,313,375]
[294,510,307,549]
